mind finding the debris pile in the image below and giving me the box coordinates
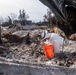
[0,26,76,68]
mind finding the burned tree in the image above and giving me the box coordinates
[8,16,12,25]
[18,9,29,25]
[43,9,56,27]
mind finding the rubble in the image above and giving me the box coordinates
[0,46,6,54]
[2,30,31,43]
[0,26,76,68]
[68,33,76,41]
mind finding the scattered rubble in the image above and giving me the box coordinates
[0,26,76,68]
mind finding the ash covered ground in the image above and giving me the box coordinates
[0,25,76,68]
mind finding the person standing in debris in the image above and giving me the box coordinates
[43,32,64,53]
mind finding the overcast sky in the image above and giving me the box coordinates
[0,0,48,22]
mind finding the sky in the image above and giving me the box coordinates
[0,0,48,22]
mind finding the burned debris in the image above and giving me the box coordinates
[0,0,76,70]
[0,24,76,68]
